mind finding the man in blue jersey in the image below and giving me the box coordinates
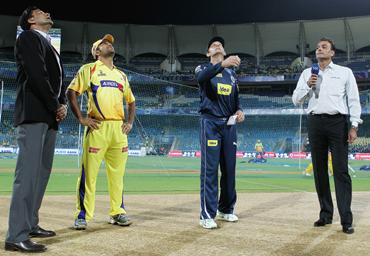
[195,36,245,229]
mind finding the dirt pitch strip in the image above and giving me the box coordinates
[1,192,370,256]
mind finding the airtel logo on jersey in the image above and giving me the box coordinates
[101,80,118,87]
[100,80,124,91]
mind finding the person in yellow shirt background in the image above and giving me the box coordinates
[304,152,356,177]
[254,139,264,159]
[67,34,136,230]
[304,152,333,177]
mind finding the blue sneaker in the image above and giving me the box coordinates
[74,218,87,230]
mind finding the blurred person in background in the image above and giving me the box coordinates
[254,139,264,159]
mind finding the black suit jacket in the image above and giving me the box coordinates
[14,29,66,130]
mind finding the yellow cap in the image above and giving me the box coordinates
[91,34,115,59]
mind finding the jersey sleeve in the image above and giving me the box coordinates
[123,75,135,104]
[68,64,91,94]
[195,63,224,84]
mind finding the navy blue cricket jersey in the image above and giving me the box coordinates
[195,62,241,118]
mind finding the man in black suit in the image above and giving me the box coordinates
[5,6,67,253]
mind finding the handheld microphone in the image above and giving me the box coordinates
[311,63,320,98]
[311,63,319,75]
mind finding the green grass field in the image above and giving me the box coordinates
[1,155,370,195]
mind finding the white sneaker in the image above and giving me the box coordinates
[199,218,218,229]
[109,214,132,226]
[217,211,239,222]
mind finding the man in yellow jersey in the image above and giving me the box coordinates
[254,139,264,159]
[304,152,333,176]
[67,34,136,230]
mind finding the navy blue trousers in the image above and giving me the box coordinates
[200,116,237,220]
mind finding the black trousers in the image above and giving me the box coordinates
[308,114,352,227]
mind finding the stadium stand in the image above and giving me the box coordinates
[1,13,370,154]
[1,60,370,153]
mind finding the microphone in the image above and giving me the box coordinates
[311,63,319,75]
[311,63,320,98]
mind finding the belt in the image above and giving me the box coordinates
[309,113,345,118]
[201,113,228,121]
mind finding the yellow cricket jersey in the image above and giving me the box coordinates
[255,142,263,152]
[68,60,135,120]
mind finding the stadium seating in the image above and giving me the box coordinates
[1,59,370,153]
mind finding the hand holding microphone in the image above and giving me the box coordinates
[221,55,241,68]
[308,63,319,87]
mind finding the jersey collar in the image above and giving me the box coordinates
[95,59,117,70]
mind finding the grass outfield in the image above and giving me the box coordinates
[1,155,370,195]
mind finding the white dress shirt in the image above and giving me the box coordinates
[292,61,362,127]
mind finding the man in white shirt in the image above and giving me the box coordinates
[292,37,362,235]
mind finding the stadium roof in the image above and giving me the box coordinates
[1,0,370,59]
[2,0,370,25]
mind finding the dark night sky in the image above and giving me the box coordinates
[2,0,370,25]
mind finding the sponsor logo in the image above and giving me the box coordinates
[54,148,80,155]
[88,147,100,153]
[355,153,370,160]
[216,73,223,78]
[101,80,118,88]
[207,140,218,147]
[195,65,203,74]
[100,80,124,91]
[289,152,307,159]
[231,75,236,84]
[168,150,183,157]
[217,83,232,95]
[0,147,15,153]
[97,70,106,77]
[118,83,124,92]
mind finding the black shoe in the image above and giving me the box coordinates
[5,239,46,253]
[314,218,332,227]
[29,226,56,238]
[342,225,355,234]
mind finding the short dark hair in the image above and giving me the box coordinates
[19,6,38,31]
[319,37,336,51]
